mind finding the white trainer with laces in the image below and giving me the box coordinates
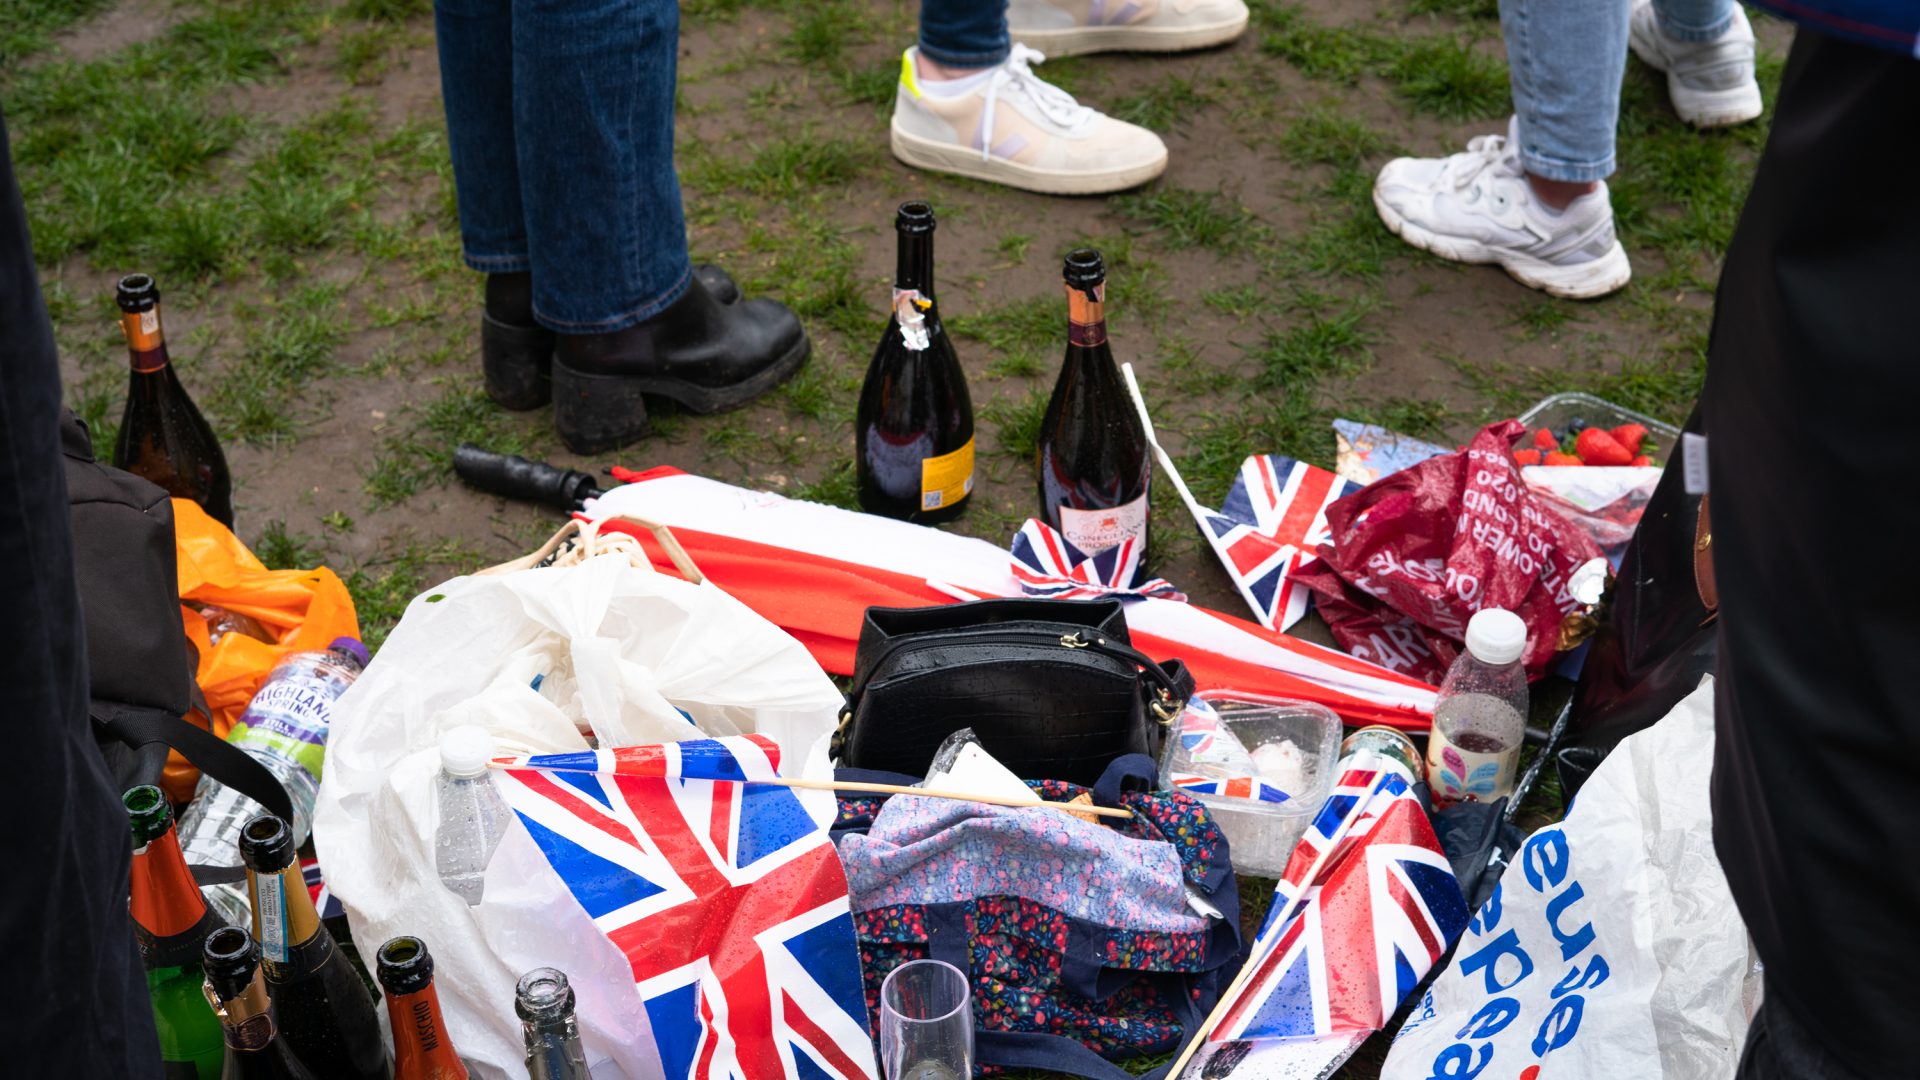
[1007,0,1250,57]
[1628,0,1763,128]
[1372,120,1632,299]
[889,45,1169,195]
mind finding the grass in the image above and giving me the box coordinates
[1385,36,1510,120]
[364,384,530,503]
[1279,108,1395,168]
[1104,75,1214,134]
[1112,185,1265,253]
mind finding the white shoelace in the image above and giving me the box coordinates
[977,44,1094,163]
[1439,133,1517,193]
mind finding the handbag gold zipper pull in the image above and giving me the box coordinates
[1061,632,1091,648]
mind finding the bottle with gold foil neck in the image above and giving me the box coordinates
[202,926,318,1079]
[376,937,471,1080]
[239,814,390,1080]
[112,272,234,527]
[127,785,227,1080]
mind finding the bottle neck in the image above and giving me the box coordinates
[894,229,934,299]
[207,965,279,1051]
[130,818,213,946]
[524,1018,590,1080]
[248,858,323,967]
[1065,281,1107,348]
[388,980,469,1079]
[122,306,171,373]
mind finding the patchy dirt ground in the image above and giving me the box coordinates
[10,0,1787,1071]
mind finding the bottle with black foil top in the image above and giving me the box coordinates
[855,201,974,523]
[238,814,390,1080]
[1035,249,1151,568]
[113,273,234,527]
[202,926,318,1080]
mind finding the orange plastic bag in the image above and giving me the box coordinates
[165,499,359,799]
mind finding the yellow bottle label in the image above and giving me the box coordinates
[920,437,974,512]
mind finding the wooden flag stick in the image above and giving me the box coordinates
[1163,751,1386,1078]
[487,761,1133,820]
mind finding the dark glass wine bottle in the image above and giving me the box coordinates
[855,200,974,523]
[127,785,227,1080]
[202,926,319,1080]
[376,937,471,1080]
[112,272,235,528]
[518,967,595,1080]
[1035,249,1151,569]
[239,814,390,1080]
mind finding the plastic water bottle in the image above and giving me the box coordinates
[176,636,367,923]
[435,725,513,905]
[1424,609,1528,806]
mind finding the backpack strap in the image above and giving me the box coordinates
[93,702,295,834]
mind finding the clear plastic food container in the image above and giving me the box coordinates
[1518,391,1681,459]
[1157,693,1342,878]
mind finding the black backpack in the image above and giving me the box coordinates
[63,411,293,873]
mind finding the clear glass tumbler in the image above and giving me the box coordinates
[879,959,973,1080]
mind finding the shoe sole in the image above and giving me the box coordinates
[550,334,810,455]
[890,123,1167,195]
[1628,32,1763,128]
[1008,11,1249,57]
[1372,185,1632,300]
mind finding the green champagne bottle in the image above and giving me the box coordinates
[239,814,391,1080]
[126,784,227,1079]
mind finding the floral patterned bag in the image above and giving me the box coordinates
[833,755,1244,1078]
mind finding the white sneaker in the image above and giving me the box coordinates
[1628,0,1763,128]
[1372,121,1631,299]
[1007,0,1250,57]
[889,45,1169,195]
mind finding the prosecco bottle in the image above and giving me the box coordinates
[202,927,318,1080]
[1035,249,1151,567]
[113,273,234,527]
[127,785,227,1080]
[855,200,974,523]
[239,814,390,1080]
[376,937,470,1080]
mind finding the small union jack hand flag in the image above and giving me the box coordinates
[492,734,880,1080]
[1193,454,1357,633]
[1008,518,1186,602]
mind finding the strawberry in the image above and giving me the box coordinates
[1609,423,1649,454]
[1630,455,1653,467]
[1576,427,1634,466]
[1513,448,1542,466]
[1533,428,1558,450]
[1544,451,1583,467]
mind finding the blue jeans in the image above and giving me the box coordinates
[1501,0,1735,181]
[919,0,1010,68]
[435,0,691,332]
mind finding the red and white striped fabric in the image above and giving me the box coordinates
[583,468,1437,730]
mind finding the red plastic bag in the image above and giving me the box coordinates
[1293,420,1602,684]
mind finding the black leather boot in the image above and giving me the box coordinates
[550,274,808,454]
[480,266,744,412]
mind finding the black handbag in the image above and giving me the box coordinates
[1556,404,1716,800]
[832,598,1194,786]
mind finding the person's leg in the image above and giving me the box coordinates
[918,0,1010,72]
[0,105,161,1079]
[1705,26,1920,1080]
[511,0,689,334]
[1649,0,1734,41]
[1499,0,1629,197]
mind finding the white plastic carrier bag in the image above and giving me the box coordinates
[1382,676,1761,1080]
[313,519,846,1079]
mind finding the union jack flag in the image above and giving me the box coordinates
[1008,518,1186,602]
[1197,455,1356,633]
[492,735,880,1080]
[1168,772,1292,804]
[1195,761,1468,1075]
[299,857,342,920]
[1177,697,1222,754]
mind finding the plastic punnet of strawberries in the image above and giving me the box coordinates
[1509,419,1656,468]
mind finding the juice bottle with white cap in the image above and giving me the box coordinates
[1425,608,1529,805]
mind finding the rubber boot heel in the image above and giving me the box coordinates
[482,312,554,410]
[551,360,652,454]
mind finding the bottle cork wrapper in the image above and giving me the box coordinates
[163,498,359,801]
[1066,281,1106,346]
[121,309,165,358]
[1289,419,1604,685]
[206,970,276,1049]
